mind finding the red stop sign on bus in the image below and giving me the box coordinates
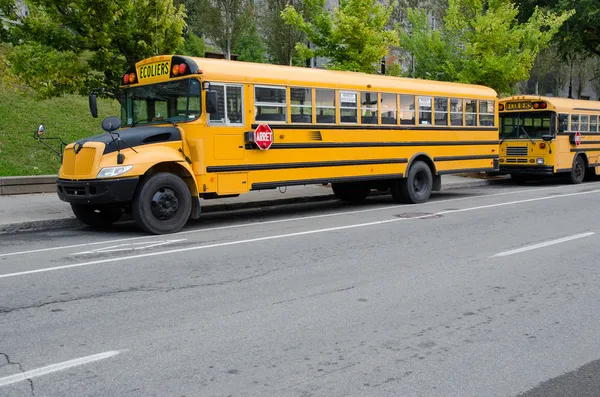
[575,130,582,146]
[254,124,274,150]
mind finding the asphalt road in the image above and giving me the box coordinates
[2,180,600,396]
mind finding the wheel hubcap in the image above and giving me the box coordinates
[576,162,583,178]
[413,171,426,193]
[150,187,179,221]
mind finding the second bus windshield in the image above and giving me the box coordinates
[501,111,554,139]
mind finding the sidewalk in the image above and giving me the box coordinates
[0,174,508,234]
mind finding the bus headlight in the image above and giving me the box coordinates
[97,165,133,178]
[536,158,544,165]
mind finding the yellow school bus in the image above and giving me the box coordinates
[499,95,600,183]
[54,55,499,234]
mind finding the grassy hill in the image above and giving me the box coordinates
[0,91,120,176]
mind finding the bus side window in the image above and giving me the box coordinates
[316,89,336,123]
[290,87,312,123]
[581,115,589,132]
[418,96,432,125]
[558,114,569,133]
[434,97,448,126]
[255,85,287,123]
[380,93,397,125]
[479,100,495,126]
[208,84,226,124]
[340,91,358,123]
[399,95,415,125]
[360,92,378,124]
[571,114,580,131]
[465,99,477,126]
[590,115,598,133]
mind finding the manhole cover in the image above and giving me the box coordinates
[394,213,442,219]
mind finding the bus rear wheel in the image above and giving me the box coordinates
[331,182,370,202]
[132,172,192,234]
[71,204,122,228]
[568,155,585,184]
[391,161,433,204]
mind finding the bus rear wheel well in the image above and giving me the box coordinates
[143,162,198,196]
[406,154,440,191]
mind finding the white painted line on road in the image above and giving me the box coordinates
[0,350,122,388]
[1,187,600,280]
[492,232,595,257]
[0,183,591,259]
[71,239,186,256]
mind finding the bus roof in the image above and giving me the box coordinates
[184,57,498,99]
[500,95,600,113]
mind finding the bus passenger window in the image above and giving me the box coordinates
[571,114,580,131]
[316,89,336,123]
[581,115,589,132]
[340,91,358,123]
[434,97,448,126]
[400,95,415,125]
[209,85,226,124]
[450,98,463,126]
[479,100,495,126]
[558,114,569,132]
[226,86,243,124]
[380,93,397,125]
[255,86,287,122]
[418,96,432,125]
[360,92,378,124]
[290,88,312,123]
[591,115,598,133]
[465,99,477,126]
[187,80,201,119]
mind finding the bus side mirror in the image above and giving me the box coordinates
[542,134,553,142]
[206,91,218,114]
[89,93,98,118]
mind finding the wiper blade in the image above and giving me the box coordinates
[520,126,535,145]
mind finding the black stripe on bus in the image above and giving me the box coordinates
[206,158,408,173]
[570,148,600,153]
[251,124,498,132]
[434,154,499,162]
[437,167,497,175]
[269,141,500,149]
[251,173,404,190]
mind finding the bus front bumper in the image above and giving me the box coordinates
[57,177,139,205]
[499,165,554,176]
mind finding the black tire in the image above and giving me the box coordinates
[510,174,529,185]
[331,182,370,202]
[391,161,433,204]
[568,155,585,184]
[132,173,192,234]
[71,204,122,228]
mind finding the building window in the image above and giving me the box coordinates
[450,98,463,126]
[380,93,397,125]
[590,115,598,133]
[255,85,286,122]
[479,100,495,126]
[434,97,448,126]
[339,91,358,123]
[361,92,378,124]
[465,99,477,126]
[418,96,432,125]
[290,87,312,123]
[316,89,336,123]
[400,95,415,125]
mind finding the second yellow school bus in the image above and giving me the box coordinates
[55,55,500,234]
[499,95,600,183]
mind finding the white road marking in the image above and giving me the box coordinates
[492,232,595,257]
[71,239,186,256]
[0,350,122,388]
[0,183,591,258]
[1,188,599,280]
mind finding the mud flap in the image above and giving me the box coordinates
[432,174,442,191]
[190,196,201,220]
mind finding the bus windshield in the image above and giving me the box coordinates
[119,78,201,127]
[500,111,554,139]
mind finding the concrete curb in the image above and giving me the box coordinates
[0,178,504,234]
[0,175,56,195]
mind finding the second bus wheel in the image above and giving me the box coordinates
[132,172,192,234]
[568,155,586,184]
[391,161,433,204]
[71,204,122,228]
[331,182,371,202]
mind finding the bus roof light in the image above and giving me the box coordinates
[129,73,136,84]
[172,65,180,76]
[179,63,187,75]
[123,74,130,84]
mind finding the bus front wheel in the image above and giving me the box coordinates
[71,204,122,228]
[568,155,585,184]
[132,172,192,234]
[392,161,433,204]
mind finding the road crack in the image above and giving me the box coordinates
[0,352,34,395]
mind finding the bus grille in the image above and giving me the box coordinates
[506,158,528,163]
[62,147,96,176]
[506,146,528,156]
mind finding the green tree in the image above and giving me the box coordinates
[179,33,206,57]
[234,23,267,63]
[282,0,399,73]
[192,0,253,60]
[261,0,306,65]
[7,0,186,96]
[400,0,573,95]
